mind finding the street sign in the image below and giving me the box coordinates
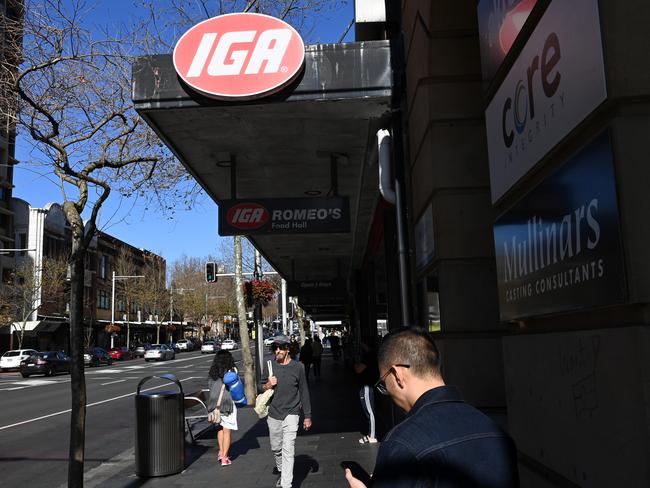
[218,197,350,235]
[287,279,346,297]
[173,13,305,100]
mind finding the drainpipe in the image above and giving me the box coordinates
[385,0,416,328]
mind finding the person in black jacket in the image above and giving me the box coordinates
[353,341,379,444]
[300,337,313,380]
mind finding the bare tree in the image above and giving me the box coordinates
[0,2,192,485]
[0,254,68,349]
[136,259,169,344]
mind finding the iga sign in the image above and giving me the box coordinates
[218,197,350,235]
[493,132,625,321]
[485,0,607,203]
[478,0,538,80]
[173,13,305,100]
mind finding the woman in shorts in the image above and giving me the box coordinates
[207,350,239,466]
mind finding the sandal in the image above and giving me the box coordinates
[221,456,232,466]
[358,435,378,444]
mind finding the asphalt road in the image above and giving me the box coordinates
[0,348,248,487]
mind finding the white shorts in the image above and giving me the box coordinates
[219,404,238,430]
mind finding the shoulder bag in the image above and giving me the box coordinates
[254,360,274,418]
[207,383,226,424]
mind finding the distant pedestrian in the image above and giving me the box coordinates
[311,336,323,378]
[261,335,312,488]
[344,328,519,488]
[207,350,238,466]
[328,334,341,360]
[289,334,300,359]
[300,337,313,380]
[353,341,379,444]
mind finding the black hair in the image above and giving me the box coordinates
[208,350,236,380]
[377,328,441,379]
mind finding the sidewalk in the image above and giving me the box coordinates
[92,353,380,487]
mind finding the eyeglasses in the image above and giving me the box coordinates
[273,344,289,351]
[375,364,410,395]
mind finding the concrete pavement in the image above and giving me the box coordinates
[89,353,381,487]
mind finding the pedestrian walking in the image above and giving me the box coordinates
[300,337,313,380]
[311,336,323,378]
[345,328,519,488]
[207,350,239,466]
[261,335,312,488]
[353,341,379,444]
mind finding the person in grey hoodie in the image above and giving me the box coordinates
[261,335,312,488]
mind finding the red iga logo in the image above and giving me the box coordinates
[173,13,305,100]
[226,203,270,229]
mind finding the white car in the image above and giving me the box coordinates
[1,349,39,371]
[176,339,190,351]
[220,339,237,350]
[201,341,217,354]
[144,344,175,362]
[264,335,285,346]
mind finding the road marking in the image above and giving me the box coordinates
[0,376,201,431]
[100,379,126,386]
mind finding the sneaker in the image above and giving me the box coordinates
[221,456,232,466]
[217,452,223,462]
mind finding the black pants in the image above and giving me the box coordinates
[312,355,321,377]
[359,385,376,439]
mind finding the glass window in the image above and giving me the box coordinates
[99,255,109,280]
[98,289,110,309]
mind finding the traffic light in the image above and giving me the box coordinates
[205,261,217,283]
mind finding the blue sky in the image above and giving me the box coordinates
[14,0,354,266]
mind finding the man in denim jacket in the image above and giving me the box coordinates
[345,328,519,488]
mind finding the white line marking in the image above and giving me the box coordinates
[100,379,126,386]
[0,377,201,431]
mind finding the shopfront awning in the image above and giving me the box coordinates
[132,40,392,321]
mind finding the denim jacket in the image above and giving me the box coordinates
[371,386,519,488]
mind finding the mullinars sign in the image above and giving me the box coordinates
[218,197,350,235]
[493,132,625,321]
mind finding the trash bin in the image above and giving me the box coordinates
[135,373,185,477]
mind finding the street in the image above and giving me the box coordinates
[0,349,247,487]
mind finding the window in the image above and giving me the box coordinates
[99,255,109,280]
[98,290,110,309]
[18,233,26,255]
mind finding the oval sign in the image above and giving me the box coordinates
[173,13,305,100]
[226,203,270,230]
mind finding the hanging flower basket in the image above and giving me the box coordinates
[105,324,121,334]
[202,325,211,333]
[166,324,177,333]
[243,279,275,306]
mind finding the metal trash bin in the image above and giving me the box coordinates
[135,373,185,477]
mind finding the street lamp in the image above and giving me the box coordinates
[111,271,144,349]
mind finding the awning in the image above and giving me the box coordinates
[132,40,392,321]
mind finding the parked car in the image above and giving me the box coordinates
[84,347,113,367]
[220,339,237,350]
[133,344,150,358]
[20,351,71,377]
[170,342,181,353]
[144,344,175,361]
[108,347,133,361]
[1,349,39,371]
[176,339,190,351]
[201,340,217,354]
[264,334,285,347]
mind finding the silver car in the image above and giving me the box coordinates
[144,344,175,362]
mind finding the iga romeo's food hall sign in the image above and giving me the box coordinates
[218,197,350,235]
[173,13,305,100]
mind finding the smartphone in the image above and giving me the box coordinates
[341,461,371,485]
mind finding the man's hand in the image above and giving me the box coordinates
[266,375,278,389]
[303,418,312,431]
[345,468,367,488]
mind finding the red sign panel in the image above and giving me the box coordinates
[173,13,305,100]
[226,202,270,230]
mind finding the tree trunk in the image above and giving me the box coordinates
[234,236,256,402]
[68,237,87,487]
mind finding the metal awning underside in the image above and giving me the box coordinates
[132,40,392,321]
